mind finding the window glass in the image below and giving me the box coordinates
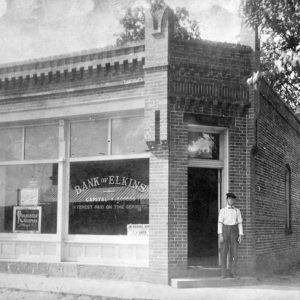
[0,127,23,161]
[188,132,220,159]
[69,159,149,235]
[0,164,58,234]
[285,165,292,234]
[112,117,146,155]
[70,120,108,157]
[25,125,59,160]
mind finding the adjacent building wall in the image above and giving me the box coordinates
[254,79,300,273]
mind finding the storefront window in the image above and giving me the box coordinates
[25,125,59,160]
[69,159,149,235]
[70,119,108,157]
[0,127,23,161]
[112,117,146,155]
[188,132,220,159]
[0,164,58,234]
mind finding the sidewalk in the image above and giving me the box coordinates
[0,272,300,300]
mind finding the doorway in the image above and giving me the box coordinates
[188,167,220,267]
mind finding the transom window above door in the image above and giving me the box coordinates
[188,132,220,160]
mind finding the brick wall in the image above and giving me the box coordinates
[168,38,255,277]
[144,6,173,284]
[254,79,300,273]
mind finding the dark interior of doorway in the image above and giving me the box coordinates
[188,168,219,267]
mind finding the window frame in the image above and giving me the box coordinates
[0,122,60,164]
[65,115,150,241]
[187,125,229,206]
[68,158,150,236]
[285,164,292,235]
[69,115,147,160]
[0,121,60,239]
[0,115,150,243]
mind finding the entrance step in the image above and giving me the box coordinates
[171,277,258,288]
[185,266,221,278]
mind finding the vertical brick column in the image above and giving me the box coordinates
[168,110,188,278]
[144,6,174,284]
[241,22,260,274]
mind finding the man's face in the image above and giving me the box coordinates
[227,197,236,206]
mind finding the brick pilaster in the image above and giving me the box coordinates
[144,5,174,284]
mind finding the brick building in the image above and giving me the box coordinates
[0,6,299,285]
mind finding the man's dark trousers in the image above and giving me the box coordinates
[220,224,239,276]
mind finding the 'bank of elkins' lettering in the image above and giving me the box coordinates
[74,175,148,195]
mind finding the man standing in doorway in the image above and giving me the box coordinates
[218,192,243,278]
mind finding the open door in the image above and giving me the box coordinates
[188,167,220,267]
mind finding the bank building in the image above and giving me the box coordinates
[0,6,299,286]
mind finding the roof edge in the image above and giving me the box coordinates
[0,41,145,76]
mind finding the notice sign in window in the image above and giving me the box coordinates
[13,206,42,233]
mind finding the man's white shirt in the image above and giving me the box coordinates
[218,205,243,235]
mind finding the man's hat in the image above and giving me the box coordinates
[226,192,237,199]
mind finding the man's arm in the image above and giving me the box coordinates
[237,209,243,243]
[218,209,224,243]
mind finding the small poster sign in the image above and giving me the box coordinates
[20,188,39,206]
[13,206,42,233]
[127,224,149,236]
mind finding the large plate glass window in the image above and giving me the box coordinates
[69,159,149,235]
[0,124,59,234]
[0,164,58,233]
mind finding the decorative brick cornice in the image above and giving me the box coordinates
[0,45,145,98]
[169,77,249,103]
[169,95,250,117]
[0,42,145,97]
[0,42,145,77]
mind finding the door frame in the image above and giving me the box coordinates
[187,125,229,266]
